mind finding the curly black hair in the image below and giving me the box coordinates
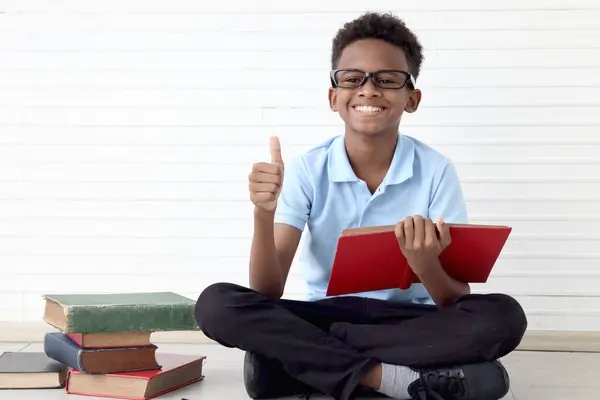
[331,12,424,80]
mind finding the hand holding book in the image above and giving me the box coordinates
[394,216,451,275]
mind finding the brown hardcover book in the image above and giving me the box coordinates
[45,332,160,375]
[67,332,153,349]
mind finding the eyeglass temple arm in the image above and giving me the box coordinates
[409,75,417,88]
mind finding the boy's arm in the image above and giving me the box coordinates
[404,160,470,307]
[429,159,469,226]
[248,139,312,299]
[249,210,302,299]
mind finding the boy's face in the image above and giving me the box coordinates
[328,38,422,138]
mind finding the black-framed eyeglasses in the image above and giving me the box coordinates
[330,68,416,90]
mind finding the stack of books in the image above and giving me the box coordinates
[0,292,206,399]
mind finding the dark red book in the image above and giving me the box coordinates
[326,223,511,296]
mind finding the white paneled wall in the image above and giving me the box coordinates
[1,0,599,331]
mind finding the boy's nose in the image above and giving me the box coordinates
[358,79,382,97]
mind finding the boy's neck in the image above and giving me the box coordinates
[344,129,398,186]
[345,130,398,170]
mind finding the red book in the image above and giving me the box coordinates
[326,223,511,296]
[65,353,205,400]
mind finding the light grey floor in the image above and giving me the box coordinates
[2,341,599,399]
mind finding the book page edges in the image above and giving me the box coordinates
[341,222,510,237]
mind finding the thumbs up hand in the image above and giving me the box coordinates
[249,136,285,213]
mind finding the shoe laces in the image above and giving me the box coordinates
[413,367,468,400]
[298,392,319,400]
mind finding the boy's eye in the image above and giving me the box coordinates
[376,74,398,83]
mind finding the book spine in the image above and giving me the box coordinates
[44,332,85,373]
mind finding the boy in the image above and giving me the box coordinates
[195,12,527,400]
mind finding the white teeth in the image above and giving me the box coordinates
[354,105,382,113]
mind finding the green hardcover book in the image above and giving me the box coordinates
[42,292,199,334]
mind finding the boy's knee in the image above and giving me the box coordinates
[457,292,528,358]
[488,293,528,339]
[477,293,528,356]
[194,282,246,335]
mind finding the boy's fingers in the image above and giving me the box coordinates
[249,182,279,194]
[269,136,284,166]
[436,218,451,244]
[413,215,424,245]
[403,217,414,248]
[251,162,281,176]
[395,221,405,246]
[425,218,437,242]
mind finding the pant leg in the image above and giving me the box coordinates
[194,282,379,400]
[330,293,528,368]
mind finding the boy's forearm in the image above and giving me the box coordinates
[249,208,284,298]
[412,259,470,308]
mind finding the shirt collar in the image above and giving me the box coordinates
[328,133,415,186]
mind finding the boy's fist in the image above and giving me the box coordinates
[395,216,451,274]
[249,136,284,213]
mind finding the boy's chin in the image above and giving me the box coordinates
[347,122,393,137]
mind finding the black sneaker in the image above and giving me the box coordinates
[407,360,510,400]
[243,352,320,399]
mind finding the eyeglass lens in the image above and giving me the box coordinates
[334,69,411,89]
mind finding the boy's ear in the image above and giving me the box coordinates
[328,87,338,111]
[404,89,422,113]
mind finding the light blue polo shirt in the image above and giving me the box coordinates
[274,132,468,304]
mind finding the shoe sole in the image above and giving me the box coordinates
[243,352,319,399]
[495,360,511,400]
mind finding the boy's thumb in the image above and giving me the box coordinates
[270,136,283,166]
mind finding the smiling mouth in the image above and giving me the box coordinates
[352,105,385,114]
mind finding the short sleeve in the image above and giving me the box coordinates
[274,156,313,231]
[429,159,468,224]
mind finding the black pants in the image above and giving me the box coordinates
[195,282,527,400]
